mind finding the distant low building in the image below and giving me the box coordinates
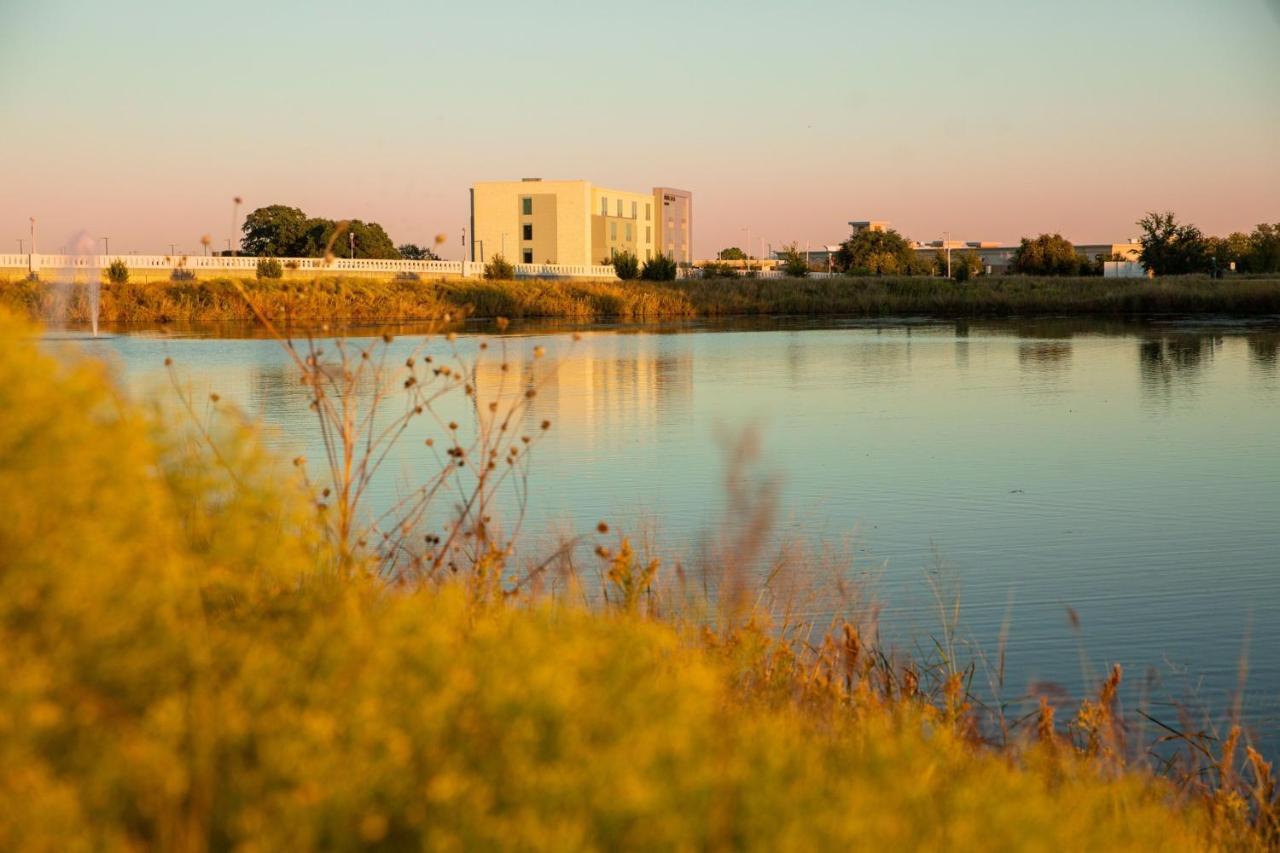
[918,240,1143,274]
[769,245,842,270]
[469,179,692,267]
[848,220,890,235]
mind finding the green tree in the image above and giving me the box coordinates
[240,206,403,259]
[834,228,916,275]
[1137,211,1210,276]
[952,250,982,281]
[778,244,810,278]
[718,247,747,261]
[1011,234,1082,276]
[1245,224,1280,273]
[318,220,401,260]
[241,205,310,256]
[397,243,441,261]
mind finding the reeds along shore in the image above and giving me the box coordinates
[4,274,1280,325]
[1,306,1277,849]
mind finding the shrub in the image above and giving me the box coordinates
[640,253,678,282]
[698,262,739,279]
[170,267,196,282]
[611,251,640,281]
[106,259,129,284]
[256,257,284,280]
[484,254,514,281]
[778,244,810,278]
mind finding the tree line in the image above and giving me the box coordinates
[717,214,1279,279]
[236,205,440,261]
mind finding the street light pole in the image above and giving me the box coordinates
[230,196,242,258]
[17,239,23,254]
[943,230,952,279]
[101,236,109,255]
[169,243,177,258]
[743,226,750,272]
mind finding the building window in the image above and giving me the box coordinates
[521,197,533,216]
[631,201,637,218]
[646,203,652,221]
[625,223,632,241]
[616,199,623,217]
[522,249,533,264]
[610,222,617,240]
[646,226,651,243]
[522,224,533,240]
[601,197,608,216]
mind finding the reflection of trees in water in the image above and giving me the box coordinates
[1018,342,1073,368]
[1247,334,1279,370]
[953,321,970,369]
[1139,335,1221,407]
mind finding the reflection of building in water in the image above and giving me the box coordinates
[472,336,693,436]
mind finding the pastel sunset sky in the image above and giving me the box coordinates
[2,0,1277,258]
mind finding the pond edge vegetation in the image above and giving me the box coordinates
[5,274,1280,327]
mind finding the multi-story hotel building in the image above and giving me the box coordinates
[469,179,693,267]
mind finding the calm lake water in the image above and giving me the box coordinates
[78,317,1280,751]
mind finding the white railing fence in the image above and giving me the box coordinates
[4,254,845,282]
[3,254,619,280]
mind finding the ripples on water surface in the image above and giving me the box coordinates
[75,317,1280,750]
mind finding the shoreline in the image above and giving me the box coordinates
[5,274,1280,328]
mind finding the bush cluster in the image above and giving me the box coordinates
[105,259,129,284]
[640,253,678,282]
[611,250,640,281]
[256,257,284,280]
[484,254,515,281]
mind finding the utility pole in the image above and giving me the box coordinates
[101,236,109,255]
[169,243,177,258]
[230,196,242,257]
[29,218,36,255]
[17,239,23,254]
[225,238,232,256]
[743,226,750,272]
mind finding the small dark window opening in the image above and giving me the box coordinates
[522,224,533,240]
[521,197,533,215]
[522,250,533,264]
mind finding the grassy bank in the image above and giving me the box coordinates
[4,274,1280,326]
[1,308,1276,849]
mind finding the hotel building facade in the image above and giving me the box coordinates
[470,179,693,267]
